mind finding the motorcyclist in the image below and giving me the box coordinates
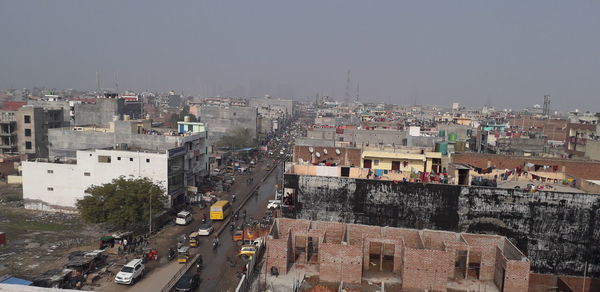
[202,213,207,223]
[232,194,236,202]
[168,247,175,260]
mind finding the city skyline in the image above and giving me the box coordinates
[1,0,599,110]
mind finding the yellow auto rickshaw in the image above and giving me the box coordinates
[177,246,190,264]
[189,232,200,247]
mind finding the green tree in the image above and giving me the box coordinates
[217,127,255,149]
[76,177,166,228]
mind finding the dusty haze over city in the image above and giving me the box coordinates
[1,0,599,109]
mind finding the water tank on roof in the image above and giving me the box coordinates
[448,132,458,143]
[435,141,448,155]
[438,130,446,137]
[184,115,190,122]
[455,141,466,152]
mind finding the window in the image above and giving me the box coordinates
[374,160,380,166]
[47,187,54,191]
[233,112,237,116]
[25,141,32,150]
[117,157,121,160]
[130,158,133,162]
[47,170,53,174]
[98,155,111,163]
[24,115,31,123]
[25,129,31,137]
[84,172,91,176]
[146,158,150,163]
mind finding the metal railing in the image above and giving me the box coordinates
[234,243,264,292]
[161,254,200,292]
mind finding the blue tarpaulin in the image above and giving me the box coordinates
[0,276,32,286]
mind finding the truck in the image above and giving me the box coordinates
[232,224,268,246]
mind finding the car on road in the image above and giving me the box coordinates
[267,200,281,210]
[198,223,214,236]
[174,274,200,292]
[114,259,144,285]
[175,211,193,225]
[239,245,258,261]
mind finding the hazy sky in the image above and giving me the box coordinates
[1,1,599,110]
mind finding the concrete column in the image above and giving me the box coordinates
[380,242,383,271]
[465,249,470,279]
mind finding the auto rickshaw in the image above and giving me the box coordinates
[189,232,200,247]
[177,246,190,264]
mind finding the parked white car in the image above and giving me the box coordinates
[115,259,145,285]
[267,200,282,210]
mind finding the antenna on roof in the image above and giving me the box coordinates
[345,69,351,104]
[114,72,119,95]
[96,70,101,94]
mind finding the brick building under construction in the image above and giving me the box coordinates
[265,218,530,292]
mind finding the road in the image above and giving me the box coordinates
[196,161,280,291]
[98,160,282,292]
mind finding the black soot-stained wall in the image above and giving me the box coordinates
[283,174,600,277]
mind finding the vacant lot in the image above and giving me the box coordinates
[0,184,105,278]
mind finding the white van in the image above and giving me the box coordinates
[175,211,193,225]
[115,259,145,285]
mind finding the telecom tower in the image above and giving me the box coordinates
[543,95,551,116]
[345,70,351,104]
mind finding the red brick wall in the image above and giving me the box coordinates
[314,221,345,243]
[462,234,502,281]
[384,228,422,248]
[293,145,362,166]
[422,230,459,250]
[319,243,363,283]
[508,117,568,141]
[278,218,310,236]
[266,236,290,274]
[528,273,558,292]
[402,247,452,291]
[347,224,381,245]
[443,241,469,278]
[453,153,600,180]
[503,260,531,292]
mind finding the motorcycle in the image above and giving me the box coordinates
[167,248,175,261]
[230,223,235,231]
[212,238,219,249]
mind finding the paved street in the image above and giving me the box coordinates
[98,158,282,292]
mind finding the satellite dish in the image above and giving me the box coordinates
[309,147,314,153]
[323,149,328,155]
[315,152,321,158]
[335,149,341,155]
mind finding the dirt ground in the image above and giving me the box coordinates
[0,184,106,278]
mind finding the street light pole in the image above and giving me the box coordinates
[149,193,152,235]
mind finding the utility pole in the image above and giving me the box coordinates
[149,193,152,234]
[582,261,588,292]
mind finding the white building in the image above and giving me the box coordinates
[22,148,181,212]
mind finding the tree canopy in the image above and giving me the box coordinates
[76,177,166,228]
[217,127,256,149]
